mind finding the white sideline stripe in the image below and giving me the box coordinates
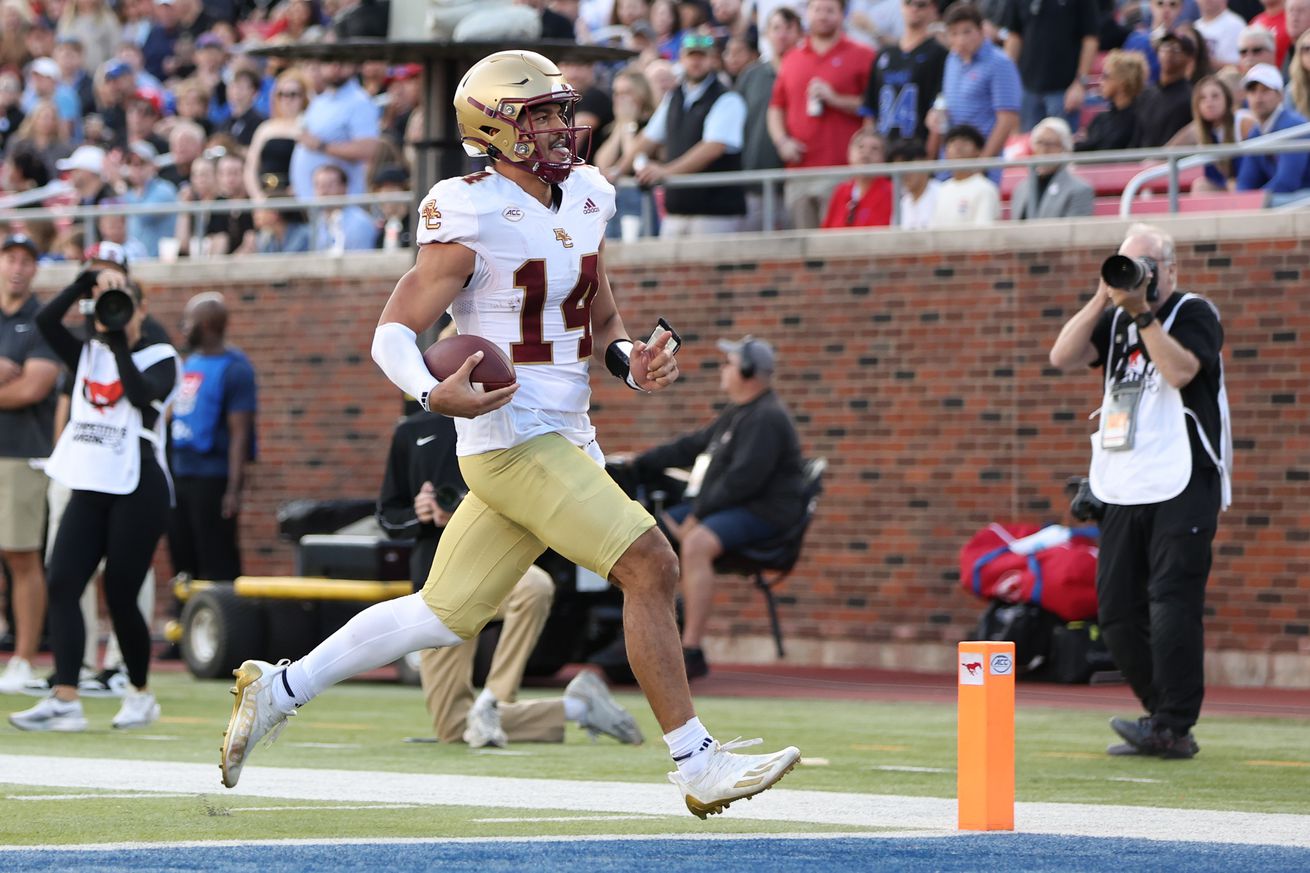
[872,766,948,774]
[229,804,422,812]
[0,754,1308,849]
[472,815,667,823]
[7,793,197,801]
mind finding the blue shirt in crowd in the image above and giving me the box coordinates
[943,41,1023,141]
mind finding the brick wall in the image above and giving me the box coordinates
[43,215,1308,685]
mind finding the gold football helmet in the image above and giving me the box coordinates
[454,50,585,184]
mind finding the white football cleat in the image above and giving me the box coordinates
[668,738,801,819]
[112,690,161,729]
[220,659,294,788]
[463,694,508,749]
[564,670,644,745]
[9,695,88,732]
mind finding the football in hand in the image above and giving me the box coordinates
[423,334,516,391]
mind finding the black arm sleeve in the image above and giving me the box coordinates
[377,427,421,537]
[33,273,98,371]
[693,409,786,518]
[105,334,177,412]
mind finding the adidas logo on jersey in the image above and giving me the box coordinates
[582,198,599,215]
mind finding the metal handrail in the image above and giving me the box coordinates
[1118,122,1310,217]
[0,190,412,255]
[614,138,1310,229]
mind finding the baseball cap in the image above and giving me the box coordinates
[680,32,717,54]
[127,140,159,163]
[29,57,60,79]
[195,32,225,49]
[56,144,106,174]
[84,241,130,273]
[2,234,39,258]
[1242,63,1285,93]
[104,59,133,80]
[373,165,410,187]
[130,86,163,114]
[1155,30,1197,56]
[389,63,422,81]
[716,335,776,375]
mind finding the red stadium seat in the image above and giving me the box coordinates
[1125,190,1267,214]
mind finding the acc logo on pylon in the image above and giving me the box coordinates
[989,653,1013,676]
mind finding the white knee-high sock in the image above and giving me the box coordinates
[277,593,462,710]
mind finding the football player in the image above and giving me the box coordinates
[220,50,799,818]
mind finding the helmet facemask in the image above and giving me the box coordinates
[464,89,587,184]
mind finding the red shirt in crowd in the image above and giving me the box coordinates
[770,35,876,169]
[1251,9,1290,68]
[820,177,892,228]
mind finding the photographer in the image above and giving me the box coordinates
[9,243,179,733]
[1049,224,1231,760]
[377,408,641,749]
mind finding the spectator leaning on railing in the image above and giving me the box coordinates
[930,3,1020,173]
[289,60,380,199]
[1236,63,1310,199]
[622,32,750,238]
[767,0,875,229]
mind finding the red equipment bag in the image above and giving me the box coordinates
[959,523,1100,622]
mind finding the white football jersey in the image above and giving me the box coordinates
[415,164,616,457]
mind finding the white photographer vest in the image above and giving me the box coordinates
[45,340,179,496]
[1089,294,1232,509]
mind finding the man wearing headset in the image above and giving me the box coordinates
[630,336,805,679]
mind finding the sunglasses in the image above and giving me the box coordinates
[276,90,304,98]
[903,0,932,7]
[1153,0,1180,7]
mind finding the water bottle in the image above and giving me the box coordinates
[383,216,402,252]
[807,86,823,117]
[931,93,948,134]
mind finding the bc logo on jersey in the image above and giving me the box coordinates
[554,228,574,248]
[421,201,442,230]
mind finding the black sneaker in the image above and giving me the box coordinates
[683,647,710,680]
[1109,716,1199,759]
[79,666,129,698]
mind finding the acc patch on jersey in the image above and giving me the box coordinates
[420,200,442,230]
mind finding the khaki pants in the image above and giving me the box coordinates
[784,177,838,230]
[419,564,567,743]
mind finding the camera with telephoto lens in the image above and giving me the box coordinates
[1066,476,1105,523]
[77,284,136,331]
[435,484,466,513]
[1101,254,1159,302]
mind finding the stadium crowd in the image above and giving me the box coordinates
[0,0,1308,256]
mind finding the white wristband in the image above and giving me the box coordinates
[371,322,439,411]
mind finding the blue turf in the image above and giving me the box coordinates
[5,836,1308,872]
